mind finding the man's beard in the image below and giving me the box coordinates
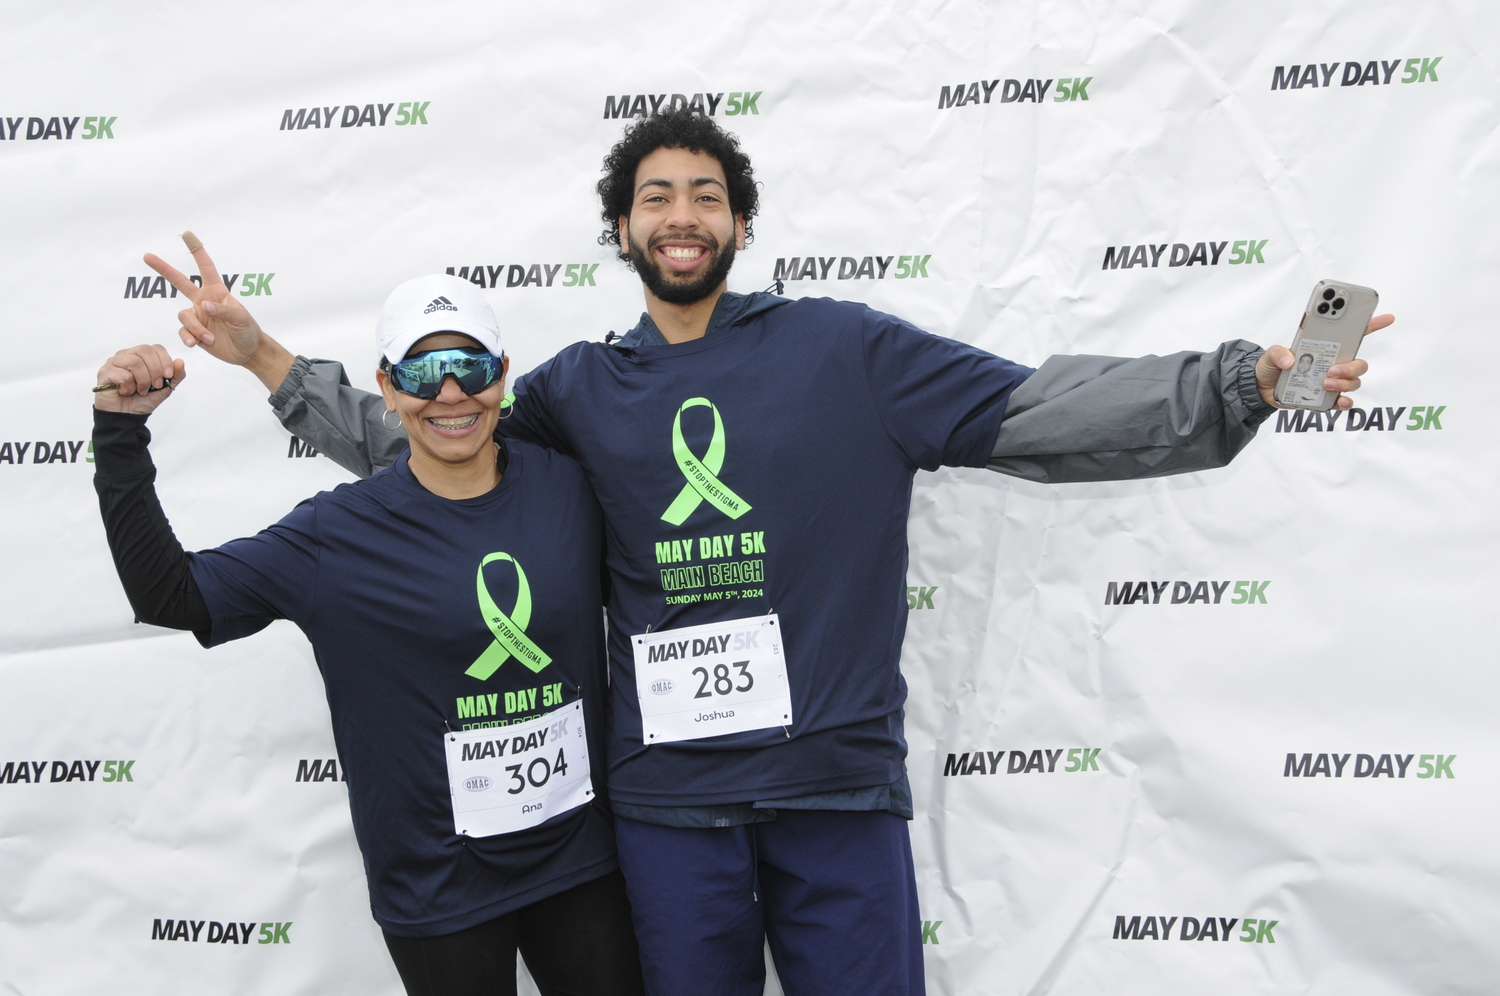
[627,232,737,305]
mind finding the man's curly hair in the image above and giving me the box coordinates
[597,108,759,263]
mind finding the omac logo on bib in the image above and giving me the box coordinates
[467,552,553,680]
[662,397,752,526]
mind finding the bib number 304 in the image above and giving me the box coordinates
[443,700,592,838]
[632,614,793,744]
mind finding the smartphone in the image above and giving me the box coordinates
[1273,279,1379,412]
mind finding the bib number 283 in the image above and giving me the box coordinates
[694,658,754,698]
[632,614,793,744]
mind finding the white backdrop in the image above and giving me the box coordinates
[2,2,1496,993]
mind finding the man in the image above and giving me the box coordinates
[148,109,1391,996]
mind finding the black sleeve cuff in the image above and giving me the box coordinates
[92,409,155,478]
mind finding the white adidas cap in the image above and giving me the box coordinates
[375,274,503,363]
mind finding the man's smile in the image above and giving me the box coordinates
[655,240,713,272]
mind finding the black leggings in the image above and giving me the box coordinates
[383,870,644,996]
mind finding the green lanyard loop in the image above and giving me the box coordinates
[467,552,553,680]
[661,398,753,525]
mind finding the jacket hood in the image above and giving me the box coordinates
[613,291,793,349]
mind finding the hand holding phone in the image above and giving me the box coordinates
[1273,280,1380,411]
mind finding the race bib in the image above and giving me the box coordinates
[443,700,592,838]
[631,613,793,744]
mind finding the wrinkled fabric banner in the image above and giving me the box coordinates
[1,2,1494,994]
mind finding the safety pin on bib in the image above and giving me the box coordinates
[766,607,791,740]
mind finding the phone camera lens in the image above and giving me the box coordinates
[1317,302,1331,314]
[1323,288,1336,301]
[1333,297,1346,309]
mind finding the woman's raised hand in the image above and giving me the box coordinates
[144,233,266,368]
[95,344,186,416]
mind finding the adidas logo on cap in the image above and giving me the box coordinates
[378,275,501,362]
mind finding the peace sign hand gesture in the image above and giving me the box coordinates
[143,232,268,367]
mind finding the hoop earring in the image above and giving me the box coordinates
[382,410,402,431]
[498,401,513,421]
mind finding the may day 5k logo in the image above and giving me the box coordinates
[468,552,551,680]
[662,398,752,526]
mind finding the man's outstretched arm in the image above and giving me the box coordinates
[987,340,1272,483]
[145,237,400,478]
[270,357,405,478]
[987,313,1390,483]
[151,235,566,480]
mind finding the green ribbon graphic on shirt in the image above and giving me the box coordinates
[661,398,753,525]
[466,552,552,680]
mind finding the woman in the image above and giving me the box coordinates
[93,273,643,996]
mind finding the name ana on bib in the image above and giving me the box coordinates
[443,700,592,837]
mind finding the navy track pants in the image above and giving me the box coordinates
[614,809,925,996]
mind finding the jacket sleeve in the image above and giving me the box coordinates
[268,355,566,479]
[269,357,406,479]
[986,340,1276,483]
